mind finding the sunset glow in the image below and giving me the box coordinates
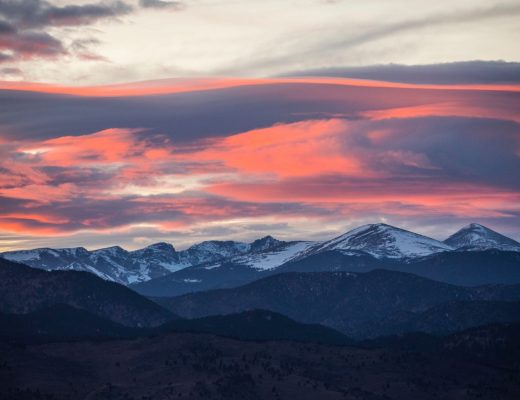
[1,75,519,250]
[0,0,519,250]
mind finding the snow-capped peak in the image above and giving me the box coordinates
[132,242,176,256]
[93,246,128,257]
[187,240,250,256]
[145,242,176,251]
[299,223,453,259]
[250,236,283,252]
[444,223,520,252]
[213,240,316,271]
[61,247,90,257]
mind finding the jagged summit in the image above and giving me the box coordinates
[299,223,453,259]
[187,240,250,257]
[130,243,177,261]
[135,242,176,253]
[444,223,520,252]
[250,235,283,252]
[145,242,176,250]
[93,245,129,257]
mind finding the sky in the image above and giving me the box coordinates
[0,0,519,251]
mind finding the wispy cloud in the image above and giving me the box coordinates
[222,2,520,75]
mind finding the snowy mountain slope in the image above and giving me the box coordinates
[1,245,165,284]
[295,223,453,260]
[207,240,316,271]
[0,237,292,285]
[3,223,519,288]
[176,240,251,266]
[1,246,89,264]
[0,240,252,285]
[130,238,317,296]
[444,223,520,252]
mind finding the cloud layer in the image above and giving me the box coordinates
[284,61,520,85]
[1,73,519,249]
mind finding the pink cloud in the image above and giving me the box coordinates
[0,77,519,245]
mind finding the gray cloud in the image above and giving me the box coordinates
[282,61,520,85]
[139,0,184,9]
[2,71,518,142]
[0,0,133,64]
[0,18,14,33]
[344,116,520,190]
[0,66,20,73]
[0,0,133,28]
[0,189,339,234]
[0,0,184,67]
[0,30,66,59]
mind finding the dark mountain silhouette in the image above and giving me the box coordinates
[155,269,520,338]
[160,309,351,345]
[370,300,520,336]
[391,249,520,286]
[280,249,520,286]
[0,258,174,327]
[0,303,350,346]
[0,304,139,343]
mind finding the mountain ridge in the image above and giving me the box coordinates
[154,269,520,338]
[0,237,291,285]
[2,222,519,288]
[0,258,174,327]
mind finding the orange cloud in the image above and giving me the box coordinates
[181,119,365,179]
[19,128,145,167]
[362,102,520,124]
[0,183,79,203]
[2,76,520,97]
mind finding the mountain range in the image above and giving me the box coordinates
[134,233,520,297]
[0,258,174,327]
[0,303,350,346]
[2,222,520,297]
[155,269,520,338]
[0,235,311,285]
[2,231,520,400]
[3,254,520,340]
[0,224,520,295]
